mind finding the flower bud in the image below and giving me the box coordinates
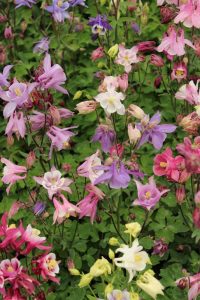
[108,249,115,260]
[21,21,27,33]
[76,101,98,114]
[26,151,36,169]
[128,124,141,144]
[193,207,200,228]
[49,105,61,125]
[150,54,164,67]
[0,15,7,23]
[0,45,7,64]
[4,27,13,39]
[141,13,148,25]
[69,268,80,276]
[108,44,119,58]
[105,283,113,296]
[154,76,162,89]
[108,237,119,246]
[176,186,186,204]
[62,163,72,173]
[73,90,83,100]
[131,22,141,34]
[78,273,93,288]
[91,46,104,61]
[117,73,128,92]
[128,104,145,119]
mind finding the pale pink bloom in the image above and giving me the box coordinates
[34,166,73,199]
[157,0,178,5]
[115,44,142,73]
[77,150,104,184]
[98,76,119,92]
[175,80,200,105]
[0,79,36,118]
[53,194,80,224]
[8,201,24,219]
[46,125,76,158]
[117,73,129,92]
[1,158,27,194]
[176,273,200,300]
[33,253,60,283]
[76,100,98,114]
[157,27,195,56]
[174,0,200,28]
[5,111,26,139]
[0,258,22,280]
[0,65,13,87]
[91,46,104,61]
[37,53,68,94]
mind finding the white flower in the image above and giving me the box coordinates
[136,270,164,299]
[94,89,125,115]
[114,239,149,282]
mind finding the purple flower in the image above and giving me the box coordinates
[92,125,116,153]
[45,0,70,23]
[15,0,36,8]
[131,22,141,34]
[69,0,87,7]
[88,15,112,36]
[107,290,131,300]
[33,202,46,216]
[0,65,13,88]
[94,160,130,189]
[152,239,168,257]
[33,37,49,54]
[136,112,176,150]
[133,176,169,210]
[5,111,26,139]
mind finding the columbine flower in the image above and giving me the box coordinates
[152,239,168,257]
[176,273,200,300]
[174,0,200,29]
[92,124,116,153]
[89,257,111,277]
[133,176,169,210]
[124,222,141,238]
[33,37,49,53]
[77,184,105,223]
[76,100,98,114]
[53,194,80,224]
[77,151,103,184]
[94,160,131,189]
[115,44,142,73]
[88,15,112,36]
[15,0,36,8]
[45,0,70,23]
[171,61,187,82]
[34,166,73,199]
[157,27,195,57]
[0,65,12,87]
[107,290,131,300]
[69,0,87,7]
[37,53,68,94]
[0,258,22,280]
[175,80,200,105]
[94,89,125,115]
[0,79,36,118]
[136,270,164,299]
[33,253,60,283]
[114,239,150,282]
[33,202,46,216]
[5,111,26,139]
[1,158,27,194]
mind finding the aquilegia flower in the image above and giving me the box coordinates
[174,0,200,29]
[37,53,68,94]
[45,0,70,23]
[171,61,187,82]
[133,176,169,210]
[94,89,125,115]
[115,44,142,73]
[5,111,26,139]
[69,0,87,7]
[176,273,200,300]
[33,253,60,283]
[107,290,131,300]
[114,239,150,282]
[137,270,164,299]
[157,27,195,57]
[92,124,116,153]
[94,160,131,189]
[33,37,49,53]
[15,0,36,8]
[175,80,200,105]
[34,166,73,199]
[0,65,12,88]
[53,194,80,224]
[88,15,112,36]
[136,112,176,150]
[1,158,27,194]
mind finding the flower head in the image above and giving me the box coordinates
[53,194,80,224]
[15,0,36,8]
[115,44,142,73]
[33,253,60,283]
[136,270,164,299]
[88,15,112,36]
[45,0,70,22]
[33,37,49,53]
[94,89,125,115]
[174,0,200,28]
[92,124,116,153]
[0,65,12,88]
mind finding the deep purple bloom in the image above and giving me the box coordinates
[94,160,130,189]
[152,239,168,257]
[92,125,116,153]
[0,65,12,88]
[15,0,36,8]
[33,37,49,54]
[88,15,112,36]
[136,112,176,150]
[33,202,46,216]
[131,22,141,34]
[69,0,87,7]
[45,0,70,22]
[133,176,169,210]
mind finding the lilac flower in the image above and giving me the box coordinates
[88,15,112,36]
[133,176,169,210]
[5,111,26,139]
[94,160,131,189]
[33,202,46,216]
[107,290,131,300]
[92,125,116,153]
[0,65,13,87]
[37,53,68,94]
[15,0,36,8]
[33,37,49,54]
[136,112,176,150]
[69,0,87,7]
[45,0,70,23]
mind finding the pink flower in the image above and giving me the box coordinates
[115,44,142,73]
[5,111,26,139]
[77,184,105,223]
[175,80,200,105]
[171,61,187,82]
[0,258,22,280]
[153,147,174,176]
[53,194,80,224]
[37,53,68,94]
[33,253,60,283]
[76,100,98,114]
[0,79,36,118]
[0,213,21,251]
[0,65,13,87]
[176,273,200,300]
[150,54,164,67]
[47,125,76,158]
[117,74,129,92]
[174,0,200,29]
[98,76,119,92]
[1,158,27,194]
[77,150,104,184]
[34,166,73,199]
[91,46,104,61]
[157,27,195,56]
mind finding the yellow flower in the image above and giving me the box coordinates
[90,257,112,277]
[136,270,164,299]
[105,283,113,296]
[124,222,141,238]
[78,273,93,288]
[130,292,140,300]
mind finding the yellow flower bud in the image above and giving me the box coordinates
[69,268,80,276]
[90,257,112,277]
[130,292,140,300]
[104,283,113,295]
[97,62,107,69]
[124,222,141,238]
[78,273,93,288]
[109,237,119,246]
[73,90,83,100]
[108,44,119,58]
[108,249,115,260]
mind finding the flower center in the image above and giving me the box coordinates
[145,191,151,199]
[57,0,63,7]
[47,259,57,271]
[7,266,14,272]
[124,55,129,61]
[9,224,16,229]
[134,254,142,263]
[175,70,184,77]
[63,141,70,149]
[160,162,167,168]
[50,177,57,184]
[116,293,123,300]
[14,88,22,96]
[107,97,115,105]
[32,228,41,236]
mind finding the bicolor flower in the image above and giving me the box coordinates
[33,253,60,283]
[53,194,80,224]
[88,15,112,36]
[175,80,200,105]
